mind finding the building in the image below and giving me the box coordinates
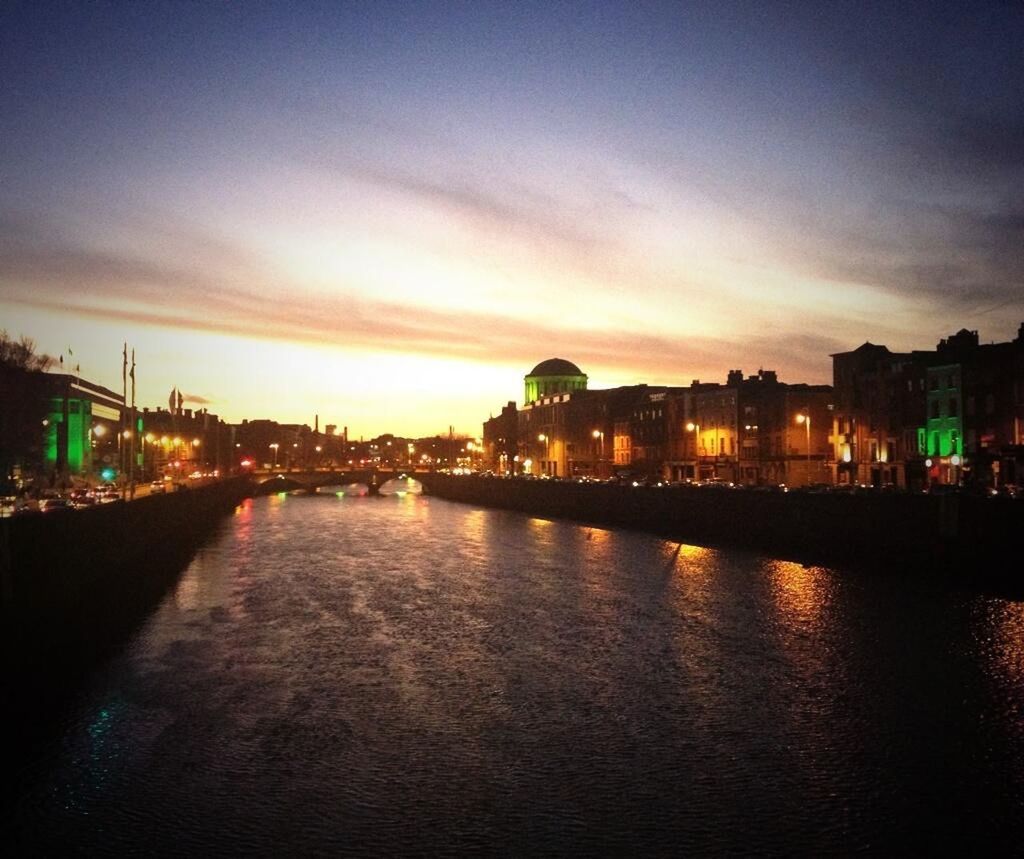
[42,374,124,484]
[832,324,1024,489]
[483,401,518,474]
[139,406,234,480]
[831,342,932,488]
[523,358,588,404]
[925,326,1024,487]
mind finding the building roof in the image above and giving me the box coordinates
[527,358,584,377]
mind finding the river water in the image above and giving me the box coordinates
[7,493,1024,854]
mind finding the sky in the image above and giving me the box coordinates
[2,1,1022,437]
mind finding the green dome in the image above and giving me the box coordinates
[524,358,587,404]
[529,358,584,377]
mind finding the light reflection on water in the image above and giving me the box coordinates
[6,495,1024,854]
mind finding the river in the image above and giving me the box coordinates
[6,493,1024,853]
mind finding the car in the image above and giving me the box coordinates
[149,480,167,494]
[40,497,72,513]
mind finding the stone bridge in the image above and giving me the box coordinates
[250,468,433,496]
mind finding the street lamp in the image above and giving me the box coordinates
[592,428,605,476]
[686,422,701,481]
[270,442,279,468]
[796,412,811,485]
[538,433,549,476]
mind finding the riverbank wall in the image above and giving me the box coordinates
[422,475,1022,581]
[0,477,252,681]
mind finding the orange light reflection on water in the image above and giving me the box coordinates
[982,599,1024,699]
[767,559,828,632]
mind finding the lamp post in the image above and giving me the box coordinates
[123,429,133,498]
[538,433,549,476]
[592,429,604,478]
[270,442,279,469]
[796,412,811,486]
[686,422,700,481]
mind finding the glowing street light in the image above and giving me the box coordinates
[685,421,701,479]
[269,442,279,468]
[796,412,811,484]
[538,433,549,475]
[592,429,605,476]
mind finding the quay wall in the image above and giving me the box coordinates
[421,475,1022,579]
[0,477,252,679]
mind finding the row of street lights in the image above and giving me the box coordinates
[527,413,813,480]
[684,412,812,480]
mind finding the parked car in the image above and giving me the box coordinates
[40,497,72,513]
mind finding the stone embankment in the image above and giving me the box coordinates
[1,477,252,680]
[421,475,1021,580]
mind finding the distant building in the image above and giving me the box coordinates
[493,359,835,484]
[140,406,233,479]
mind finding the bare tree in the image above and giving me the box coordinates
[0,331,55,490]
[0,331,54,372]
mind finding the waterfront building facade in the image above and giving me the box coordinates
[483,401,519,474]
[43,374,124,483]
[832,325,1024,489]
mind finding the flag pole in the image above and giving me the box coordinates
[122,342,128,497]
[129,348,137,500]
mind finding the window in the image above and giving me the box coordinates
[947,375,954,389]
[929,377,938,391]
[930,400,940,419]
[949,399,958,417]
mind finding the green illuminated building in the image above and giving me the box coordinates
[925,364,962,458]
[44,375,123,480]
[524,358,588,405]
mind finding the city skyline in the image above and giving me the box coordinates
[2,2,1022,437]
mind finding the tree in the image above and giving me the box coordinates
[0,331,55,490]
[0,332,54,373]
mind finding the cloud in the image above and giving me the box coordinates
[796,196,1024,315]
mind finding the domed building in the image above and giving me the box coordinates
[524,358,587,405]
